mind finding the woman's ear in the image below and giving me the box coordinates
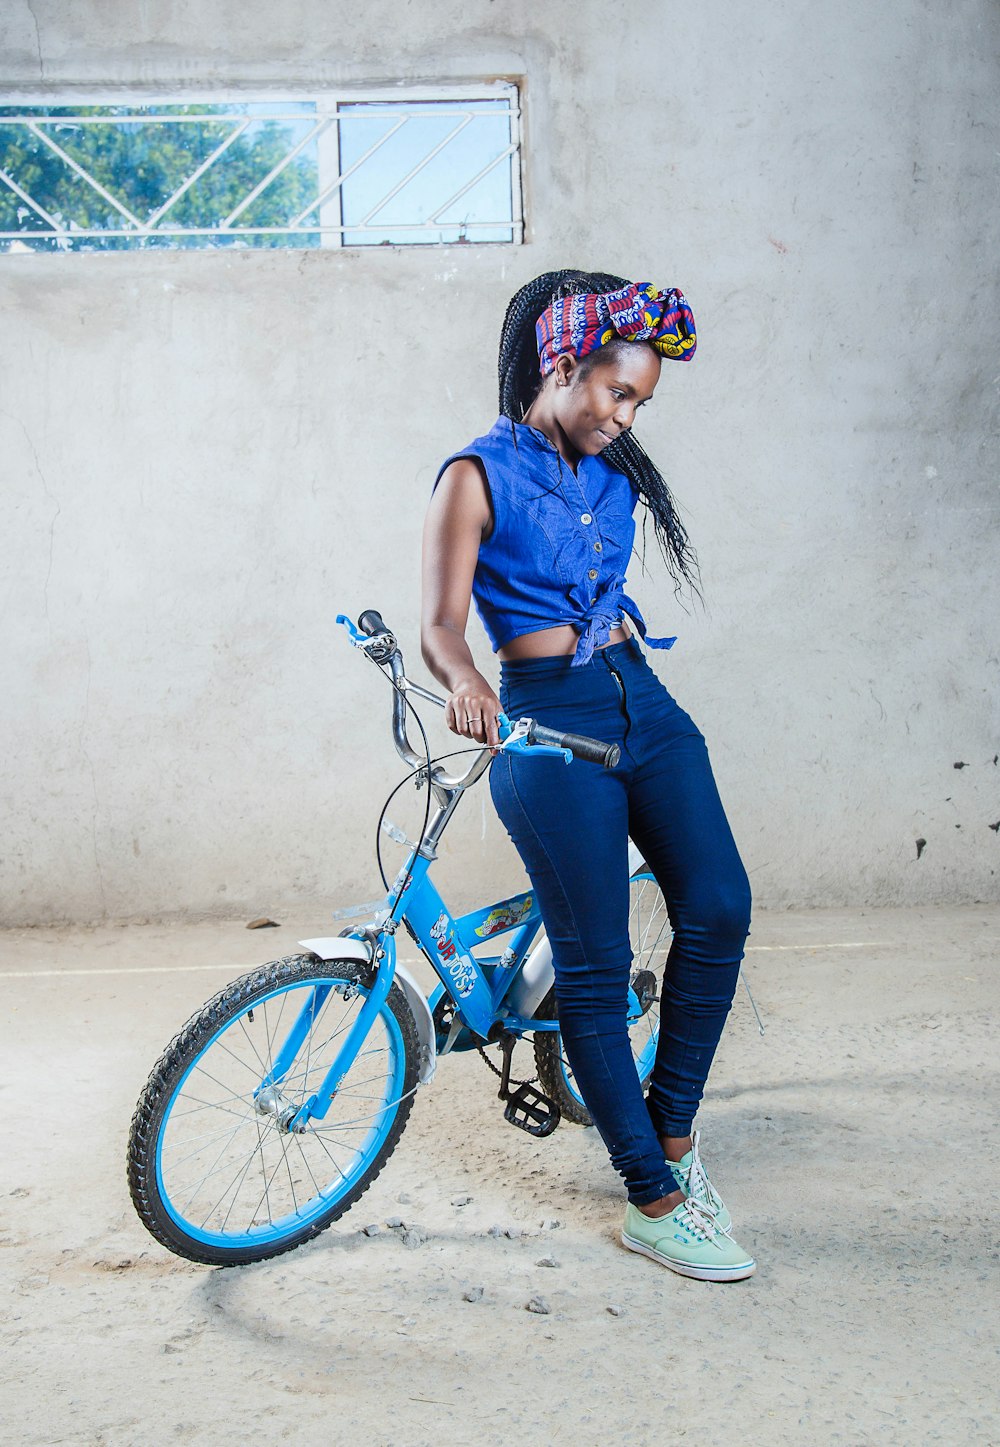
[553,353,577,388]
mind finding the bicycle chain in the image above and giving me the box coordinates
[436,995,539,1090]
[475,1040,538,1090]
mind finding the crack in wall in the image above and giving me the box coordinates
[24,0,44,80]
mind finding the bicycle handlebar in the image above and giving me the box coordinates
[357,609,389,638]
[528,722,621,770]
[345,609,620,779]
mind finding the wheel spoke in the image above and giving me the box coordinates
[262,986,292,1075]
[177,1113,258,1218]
[307,1129,351,1180]
[164,1111,261,1168]
[312,1106,392,1133]
[192,1055,260,1095]
[246,1130,299,1228]
[627,875,669,1080]
[214,1114,271,1234]
[169,1090,260,1118]
[292,1134,324,1197]
[234,1013,271,1079]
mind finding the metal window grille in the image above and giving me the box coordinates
[0,86,523,252]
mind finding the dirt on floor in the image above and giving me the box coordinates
[1,904,998,1447]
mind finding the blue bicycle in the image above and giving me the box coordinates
[127,611,672,1265]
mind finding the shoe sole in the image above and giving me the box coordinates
[621,1230,756,1282]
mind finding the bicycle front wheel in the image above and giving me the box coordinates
[533,869,671,1125]
[127,954,419,1266]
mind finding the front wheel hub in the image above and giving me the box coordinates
[254,1085,303,1133]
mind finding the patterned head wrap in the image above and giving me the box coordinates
[535,281,697,377]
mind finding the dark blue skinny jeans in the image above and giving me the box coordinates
[490,638,752,1207]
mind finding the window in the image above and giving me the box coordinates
[0,85,523,252]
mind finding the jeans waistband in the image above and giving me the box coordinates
[499,636,643,681]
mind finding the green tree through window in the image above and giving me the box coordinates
[0,105,320,250]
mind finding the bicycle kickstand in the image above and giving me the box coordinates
[495,1032,561,1139]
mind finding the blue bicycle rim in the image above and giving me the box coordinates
[153,976,406,1250]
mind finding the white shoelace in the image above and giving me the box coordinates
[674,1196,722,1244]
[674,1130,732,1233]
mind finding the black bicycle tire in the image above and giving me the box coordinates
[531,984,594,1125]
[127,954,420,1267]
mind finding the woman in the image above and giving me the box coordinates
[421,270,755,1282]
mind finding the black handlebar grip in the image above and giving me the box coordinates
[529,723,621,769]
[358,609,389,637]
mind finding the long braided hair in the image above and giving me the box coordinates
[498,269,700,595]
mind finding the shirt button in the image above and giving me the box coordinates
[593,541,603,553]
[588,568,598,580]
[580,513,593,525]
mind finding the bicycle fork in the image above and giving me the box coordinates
[252,940,397,1135]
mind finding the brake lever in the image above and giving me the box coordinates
[337,614,368,646]
[497,712,572,764]
[336,613,397,664]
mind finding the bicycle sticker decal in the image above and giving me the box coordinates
[474,895,535,938]
[430,912,476,998]
[389,866,415,902]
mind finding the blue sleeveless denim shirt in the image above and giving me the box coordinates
[436,416,677,666]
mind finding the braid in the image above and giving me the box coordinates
[497,270,701,597]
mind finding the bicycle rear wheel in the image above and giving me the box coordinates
[533,869,671,1125]
[127,954,419,1265]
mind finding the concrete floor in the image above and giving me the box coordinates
[1,905,998,1446]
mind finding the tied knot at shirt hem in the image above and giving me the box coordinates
[572,597,678,666]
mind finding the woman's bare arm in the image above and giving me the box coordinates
[421,458,501,748]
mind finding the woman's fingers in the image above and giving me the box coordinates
[464,706,490,742]
[446,687,501,744]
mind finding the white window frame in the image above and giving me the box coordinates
[0,82,524,251]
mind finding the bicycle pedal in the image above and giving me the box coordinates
[502,1083,561,1138]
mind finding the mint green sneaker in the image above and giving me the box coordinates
[667,1130,732,1233]
[621,1198,756,1281]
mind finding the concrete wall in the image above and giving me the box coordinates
[2,0,998,925]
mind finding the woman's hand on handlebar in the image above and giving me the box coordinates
[445,674,502,751]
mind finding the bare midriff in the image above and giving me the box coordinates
[497,620,631,661]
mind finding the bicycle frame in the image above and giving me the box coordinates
[290,856,548,1131]
[292,834,649,1131]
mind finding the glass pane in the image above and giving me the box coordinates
[337,99,514,246]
